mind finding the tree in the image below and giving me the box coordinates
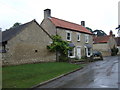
[111,45,118,56]
[86,27,93,33]
[0,28,2,31]
[93,30,107,36]
[10,22,21,29]
[47,35,74,62]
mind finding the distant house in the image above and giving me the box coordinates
[93,31,117,56]
[0,20,56,66]
[41,9,93,59]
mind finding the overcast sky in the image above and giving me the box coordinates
[0,0,119,36]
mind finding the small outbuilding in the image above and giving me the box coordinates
[93,31,117,56]
[0,20,56,66]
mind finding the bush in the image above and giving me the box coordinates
[81,56,87,59]
[59,55,70,62]
[47,35,74,62]
[111,46,119,56]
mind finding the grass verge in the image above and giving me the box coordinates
[2,62,85,88]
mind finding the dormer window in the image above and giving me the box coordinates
[66,31,71,41]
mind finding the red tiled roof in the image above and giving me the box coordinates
[49,17,92,34]
[93,35,111,44]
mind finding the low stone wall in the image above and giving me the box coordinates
[101,51,111,56]
[2,53,56,66]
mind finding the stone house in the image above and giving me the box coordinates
[93,31,117,56]
[41,9,93,59]
[0,20,56,66]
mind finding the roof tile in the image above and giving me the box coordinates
[49,17,92,34]
[93,35,110,44]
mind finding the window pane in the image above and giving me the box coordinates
[69,49,74,56]
[78,35,79,40]
[67,32,71,40]
[88,48,91,55]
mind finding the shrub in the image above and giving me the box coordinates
[47,35,74,62]
[111,46,119,56]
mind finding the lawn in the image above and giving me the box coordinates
[2,62,85,88]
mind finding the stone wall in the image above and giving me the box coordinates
[2,21,56,66]
[93,43,111,56]
[41,18,56,36]
[93,36,117,56]
[57,28,93,57]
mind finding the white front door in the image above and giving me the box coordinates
[77,47,81,59]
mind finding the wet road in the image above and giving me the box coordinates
[38,56,119,88]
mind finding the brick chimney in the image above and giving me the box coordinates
[109,30,113,36]
[81,21,85,27]
[44,9,51,19]
[109,30,115,37]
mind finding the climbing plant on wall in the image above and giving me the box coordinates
[47,35,74,62]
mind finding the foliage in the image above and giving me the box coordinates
[86,27,93,33]
[59,55,70,62]
[47,35,74,61]
[3,62,80,88]
[93,30,107,36]
[10,22,21,29]
[81,56,87,59]
[111,46,119,56]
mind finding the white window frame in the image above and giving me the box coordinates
[85,34,89,43]
[84,46,92,57]
[68,48,75,58]
[77,33,81,41]
[66,31,71,41]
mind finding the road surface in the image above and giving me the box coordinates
[37,56,119,88]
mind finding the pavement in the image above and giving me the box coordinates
[33,56,119,89]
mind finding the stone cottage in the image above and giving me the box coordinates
[41,9,93,59]
[93,31,117,56]
[0,20,56,66]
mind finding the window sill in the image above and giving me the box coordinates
[69,56,75,58]
[67,40,71,41]
[85,42,89,44]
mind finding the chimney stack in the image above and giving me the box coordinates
[44,9,51,19]
[81,21,85,27]
[109,30,113,36]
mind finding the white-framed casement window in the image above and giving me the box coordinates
[77,33,81,41]
[66,31,71,41]
[84,46,92,57]
[85,34,89,43]
[68,48,75,58]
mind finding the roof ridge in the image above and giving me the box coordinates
[95,35,110,38]
[1,20,35,42]
[2,20,34,33]
[51,17,82,26]
[49,17,92,34]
